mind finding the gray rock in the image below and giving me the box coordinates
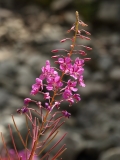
[92,71,105,82]
[0,58,17,77]
[64,11,76,24]
[2,17,30,42]
[40,23,64,41]
[26,54,51,73]
[100,147,120,160]
[0,8,13,18]
[50,0,72,11]
[0,89,9,108]
[77,100,102,127]
[97,1,120,22]
[79,82,105,96]
[109,66,120,80]
[0,0,14,8]
[16,66,35,87]
[8,96,23,109]
[15,86,30,97]
[97,55,113,71]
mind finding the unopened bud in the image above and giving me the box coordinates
[67,30,70,33]
[84,58,91,61]
[52,55,59,58]
[71,26,75,30]
[51,49,59,53]
[60,39,66,43]
[81,22,88,27]
[67,26,75,33]
[80,35,84,39]
[79,50,87,56]
[85,37,91,40]
[24,98,31,105]
[54,61,59,64]
[67,53,70,56]
[86,47,92,50]
[80,35,91,40]
[85,31,91,35]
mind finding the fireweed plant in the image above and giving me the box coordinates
[0,11,92,160]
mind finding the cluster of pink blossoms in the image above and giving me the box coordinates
[18,19,91,119]
[30,56,85,107]
[22,57,85,118]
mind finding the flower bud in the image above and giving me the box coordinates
[84,58,91,61]
[60,39,67,43]
[86,47,92,50]
[52,55,59,58]
[79,50,87,56]
[85,31,91,35]
[62,110,71,118]
[51,50,59,53]
[24,98,31,105]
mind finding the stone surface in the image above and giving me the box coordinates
[50,0,73,11]
[109,66,120,80]
[97,1,120,22]
[100,147,120,160]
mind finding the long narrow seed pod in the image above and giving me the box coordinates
[12,115,26,148]
[38,131,59,155]
[25,115,32,137]
[8,125,20,160]
[40,133,67,160]
[0,132,11,160]
[40,120,65,149]
[52,148,67,160]
[51,144,66,160]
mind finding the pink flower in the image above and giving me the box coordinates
[53,101,62,109]
[30,85,40,95]
[62,89,72,100]
[73,94,81,102]
[78,75,85,87]
[46,75,63,91]
[39,60,58,80]
[70,64,84,80]
[44,92,50,99]
[58,57,72,73]
[75,57,84,66]
[67,97,74,106]
[30,78,43,95]
[66,79,78,92]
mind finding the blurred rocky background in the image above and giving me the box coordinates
[0,0,120,159]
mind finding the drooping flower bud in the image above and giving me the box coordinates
[62,110,71,118]
[24,98,31,105]
[51,50,59,53]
